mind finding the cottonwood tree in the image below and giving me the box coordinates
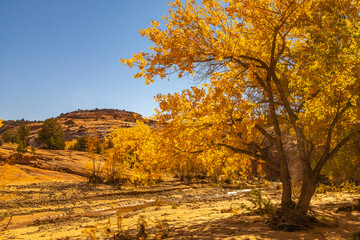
[121,0,360,226]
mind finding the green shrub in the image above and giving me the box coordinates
[16,123,31,146]
[36,118,65,150]
[16,142,28,154]
[1,129,16,143]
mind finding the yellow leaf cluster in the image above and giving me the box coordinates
[107,122,167,184]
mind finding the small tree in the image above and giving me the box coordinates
[1,129,16,143]
[16,124,31,145]
[69,135,89,151]
[36,118,65,150]
[86,129,104,183]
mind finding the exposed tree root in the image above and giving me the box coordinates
[268,206,341,232]
[268,208,317,232]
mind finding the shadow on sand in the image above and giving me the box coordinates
[170,211,360,240]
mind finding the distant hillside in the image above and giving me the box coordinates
[0,108,151,146]
[55,109,141,141]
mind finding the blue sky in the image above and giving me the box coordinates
[0,0,193,121]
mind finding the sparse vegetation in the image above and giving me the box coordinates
[245,189,275,216]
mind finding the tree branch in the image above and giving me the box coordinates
[314,124,360,175]
[255,124,276,143]
[217,143,280,172]
[322,100,352,159]
[173,145,204,154]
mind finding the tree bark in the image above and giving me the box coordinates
[297,165,317,214]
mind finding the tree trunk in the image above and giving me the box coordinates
[280,171,293,209]
[297,166,317,214]
[269,161,316,231]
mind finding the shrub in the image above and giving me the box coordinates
[1,129,16,143]
[36,118,65,150]
[16,142,28,154]
[16,123,31,146]
[69,135,89,151]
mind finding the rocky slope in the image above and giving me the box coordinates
[55,109,141,141]
[0,109,147,145]
[0,144,105,178]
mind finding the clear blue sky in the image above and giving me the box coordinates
[0,0,193,121]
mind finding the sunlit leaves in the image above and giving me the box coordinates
[107,122,167,184]
[119,0,360,193]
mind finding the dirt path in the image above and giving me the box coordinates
[1,180,360,239]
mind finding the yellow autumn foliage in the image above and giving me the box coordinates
[107,119,253,185]
[120,0,360,214]
[65,139,78,150]
[106,122,166,185]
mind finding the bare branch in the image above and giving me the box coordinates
[327,126,360,160]
[322,101,352,159]
[173,145,204,154]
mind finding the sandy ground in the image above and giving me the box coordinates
[0,145,359,239]
[0,178,359,240]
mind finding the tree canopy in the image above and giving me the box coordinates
[121,0,360,224]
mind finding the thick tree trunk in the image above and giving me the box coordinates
[280,171,293,209]
[274,136,293,209]
[297,167,317,214]
[270,159,317,231]
[272,128,293,209]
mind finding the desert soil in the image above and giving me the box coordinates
[0,177,360,240]
[0,144,359,239]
